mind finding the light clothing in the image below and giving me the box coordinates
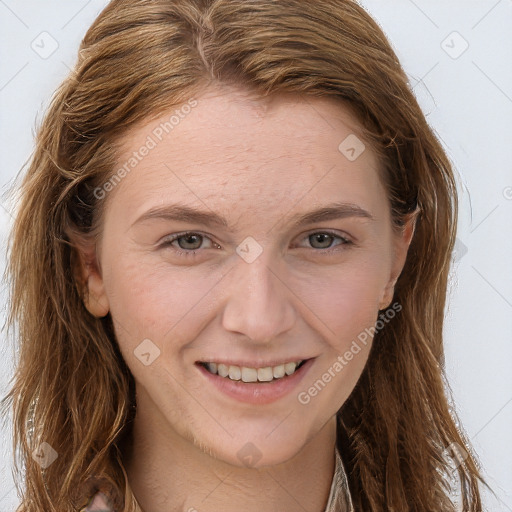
[324,443,355,512]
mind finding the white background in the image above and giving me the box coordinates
[0,1,511,510]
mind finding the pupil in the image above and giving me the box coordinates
[312,233,332,248]
[181,234,201,249]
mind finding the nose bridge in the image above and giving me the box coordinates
[221,249,295,343]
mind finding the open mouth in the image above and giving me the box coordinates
[197,360,308,383]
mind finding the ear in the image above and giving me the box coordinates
[69,234,110,318]
[378,209,419,310]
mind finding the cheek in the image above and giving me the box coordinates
[296,257,386,341]
[294,265,383,413]
[102,254,219,349]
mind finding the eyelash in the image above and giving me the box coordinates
[159,230,353,259]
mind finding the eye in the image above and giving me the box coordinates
[159,232,219,258]
[299,231,353,253]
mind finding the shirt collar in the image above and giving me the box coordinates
[323,444,354,512]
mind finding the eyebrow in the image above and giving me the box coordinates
[131,201,375,230]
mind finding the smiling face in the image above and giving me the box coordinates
[81,84,414,468]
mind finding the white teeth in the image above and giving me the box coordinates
[284,362,297,375]
[241,367,258,383]
[257,367,273,382]
[218,363,229,378]
[228,365,241,380]
[273,364,285,379]
[206,362,218,374]
[203,360,304,382]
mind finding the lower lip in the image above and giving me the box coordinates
[196,359,314,405]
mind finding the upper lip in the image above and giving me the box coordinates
[196,357,312,368]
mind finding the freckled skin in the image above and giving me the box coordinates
[85,84,414,512]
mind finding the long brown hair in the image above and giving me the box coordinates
[2,0,492,510]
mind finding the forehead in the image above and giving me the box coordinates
[108,84,386,222]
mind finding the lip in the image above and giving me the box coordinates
[195,358,315,405]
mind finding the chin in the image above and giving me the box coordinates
[199,431,309,470]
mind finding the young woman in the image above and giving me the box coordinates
[3,0,491,510]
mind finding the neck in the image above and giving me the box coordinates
[124,389,338,512]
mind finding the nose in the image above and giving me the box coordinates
[221,253,296,345]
